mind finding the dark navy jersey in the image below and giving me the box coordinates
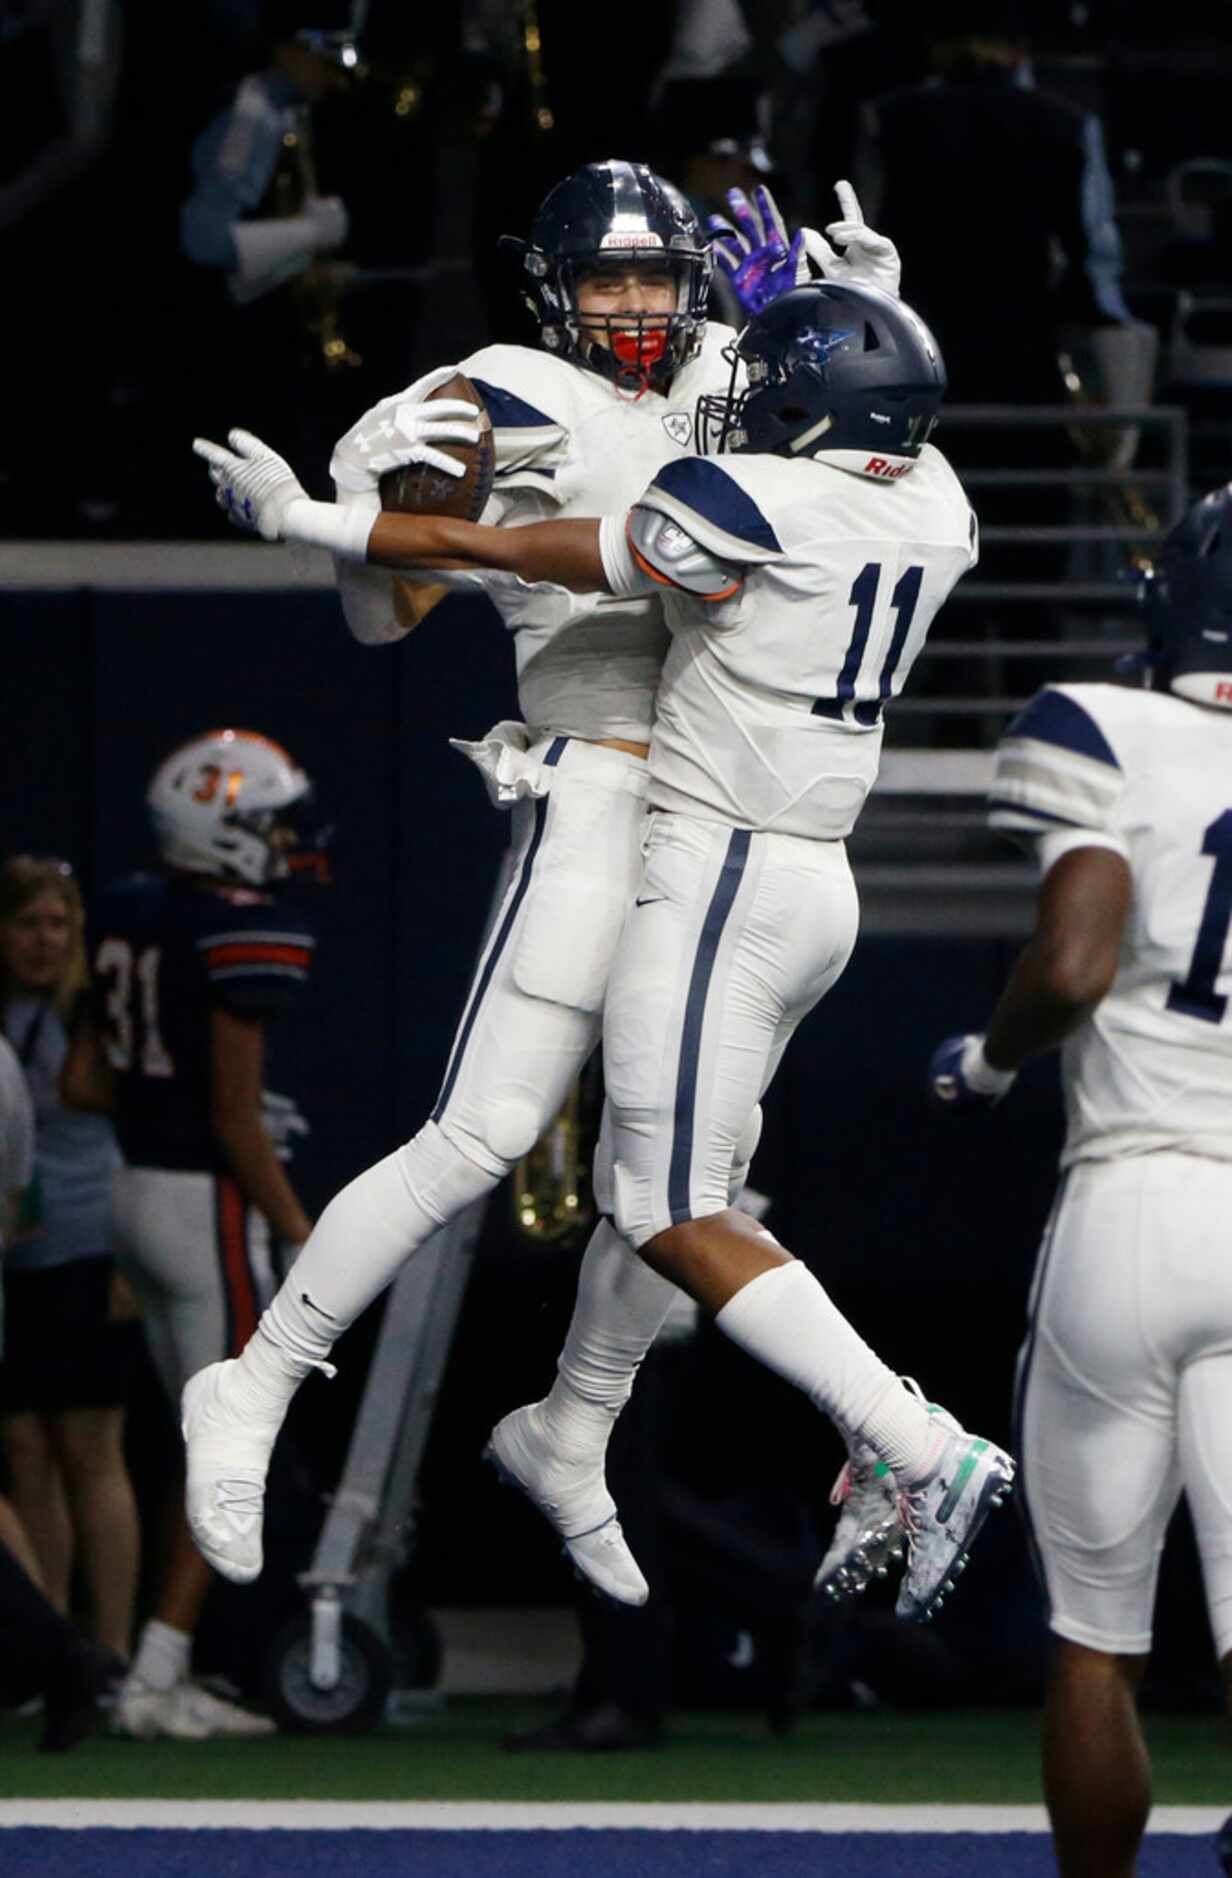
[91,873,314,1172]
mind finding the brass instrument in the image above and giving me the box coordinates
[1058,343,1162,573]
[273,104,362,374]
[513,1079,594,1243]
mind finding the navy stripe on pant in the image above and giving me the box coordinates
[432,737,568,1124]
[667,828,752,1226]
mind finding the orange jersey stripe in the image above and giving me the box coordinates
[204,942,311,970]
[217,1176,258,1351]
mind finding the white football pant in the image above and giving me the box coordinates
[604,811,859,1247]
[258,736,650,1355]
[1018,1152,1232,1658]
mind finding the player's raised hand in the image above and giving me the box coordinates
[192,430,307,542]
[927,1034,1017,1113]
[330,363,482,494]
[801,181,902,299]
[709,184,807,317]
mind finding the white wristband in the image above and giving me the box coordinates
[599,512,652,597]
[282,495,376,561]
[962,1034,1017,1097]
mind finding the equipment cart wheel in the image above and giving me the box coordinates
[262,1609,391,1735]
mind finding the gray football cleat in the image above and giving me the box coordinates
[895,1421,1015,1622]
[486,1402,648,1607]
[814,1443,905,1603]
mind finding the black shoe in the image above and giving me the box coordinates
[40,1645,127,1753]
[504,1702,661,1753]
[1217,1812,1232,1875]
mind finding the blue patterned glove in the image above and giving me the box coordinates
[709,184,807,317]
[927,1034,1017,1112]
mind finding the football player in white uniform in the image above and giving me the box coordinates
[926,486,1232,1876]
[202,281,1016,1623]
[183,163,907,1604]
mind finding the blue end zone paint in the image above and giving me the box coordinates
[1003,689,1121,768]
[0,1830,1206,1877]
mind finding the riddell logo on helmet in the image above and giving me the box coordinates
[600,231,664,249]
[865,457,909,478]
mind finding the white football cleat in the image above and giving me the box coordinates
[485,1403,649,1607]
[112,1674,275,1740]
[895,1420,1015,1622]
[814,1442,904,1603]
[181,1360,281,1584]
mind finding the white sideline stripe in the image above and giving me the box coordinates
[0,1801,1225,1833]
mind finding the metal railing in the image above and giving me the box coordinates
[851,403,1190,927]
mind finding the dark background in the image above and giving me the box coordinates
[2,580,1217,1713]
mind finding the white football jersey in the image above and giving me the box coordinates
[454,326,738,743]
[615,445,977,838]
[990,681,1232,1164]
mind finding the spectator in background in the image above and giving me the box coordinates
[0,1034,121,1752]
[652,74,779,326]
[854,2,1130,409]
[178,2,358,491]
[852,0,1134,714]
[0,857,140,1666]
[0,0,121,534]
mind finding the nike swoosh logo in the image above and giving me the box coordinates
[301,1292,338,1320]
[635,896,665,908]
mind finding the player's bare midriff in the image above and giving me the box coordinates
[590,737,649,759]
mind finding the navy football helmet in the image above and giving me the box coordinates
[696,282,946,461]
[503,160,713,390]
[1140,483,1232,708]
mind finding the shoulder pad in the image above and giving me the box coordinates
[627,507,742,600]
[989,685,1125,840]
[457,345,571,455]
[638,457,782,564]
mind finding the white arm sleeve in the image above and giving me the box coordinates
[599,514,657,598]
[1036,826,1130,878]
[329,490,409,643]
[229,215,320,301]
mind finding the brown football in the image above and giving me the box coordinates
[378,373,495,522]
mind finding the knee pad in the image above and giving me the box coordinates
[481,1093,546,1168]
[728,1103,764,1206]
[394,1120,503,1227]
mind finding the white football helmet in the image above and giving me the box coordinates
[147,729,312,885]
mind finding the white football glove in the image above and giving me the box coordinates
[192,429,308,541]
[329,363,482,496]
[801,180,902,300]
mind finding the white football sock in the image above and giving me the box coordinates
[537,1216,680,1457]
[131,1619,190,1693]
[238,1122,497,1406]
[714,1260,938,1478]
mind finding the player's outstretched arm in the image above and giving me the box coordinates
[365,512,608,593]
[193,429,609,592]
[928,845,1131,1111]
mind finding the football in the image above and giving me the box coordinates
[378,374,495,522]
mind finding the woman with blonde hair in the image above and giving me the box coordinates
[0,856,140,1662]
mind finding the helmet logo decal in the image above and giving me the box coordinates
[663,412,693,447]
[600,230,664,249]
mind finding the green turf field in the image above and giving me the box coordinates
[0,1700,1227,1806]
